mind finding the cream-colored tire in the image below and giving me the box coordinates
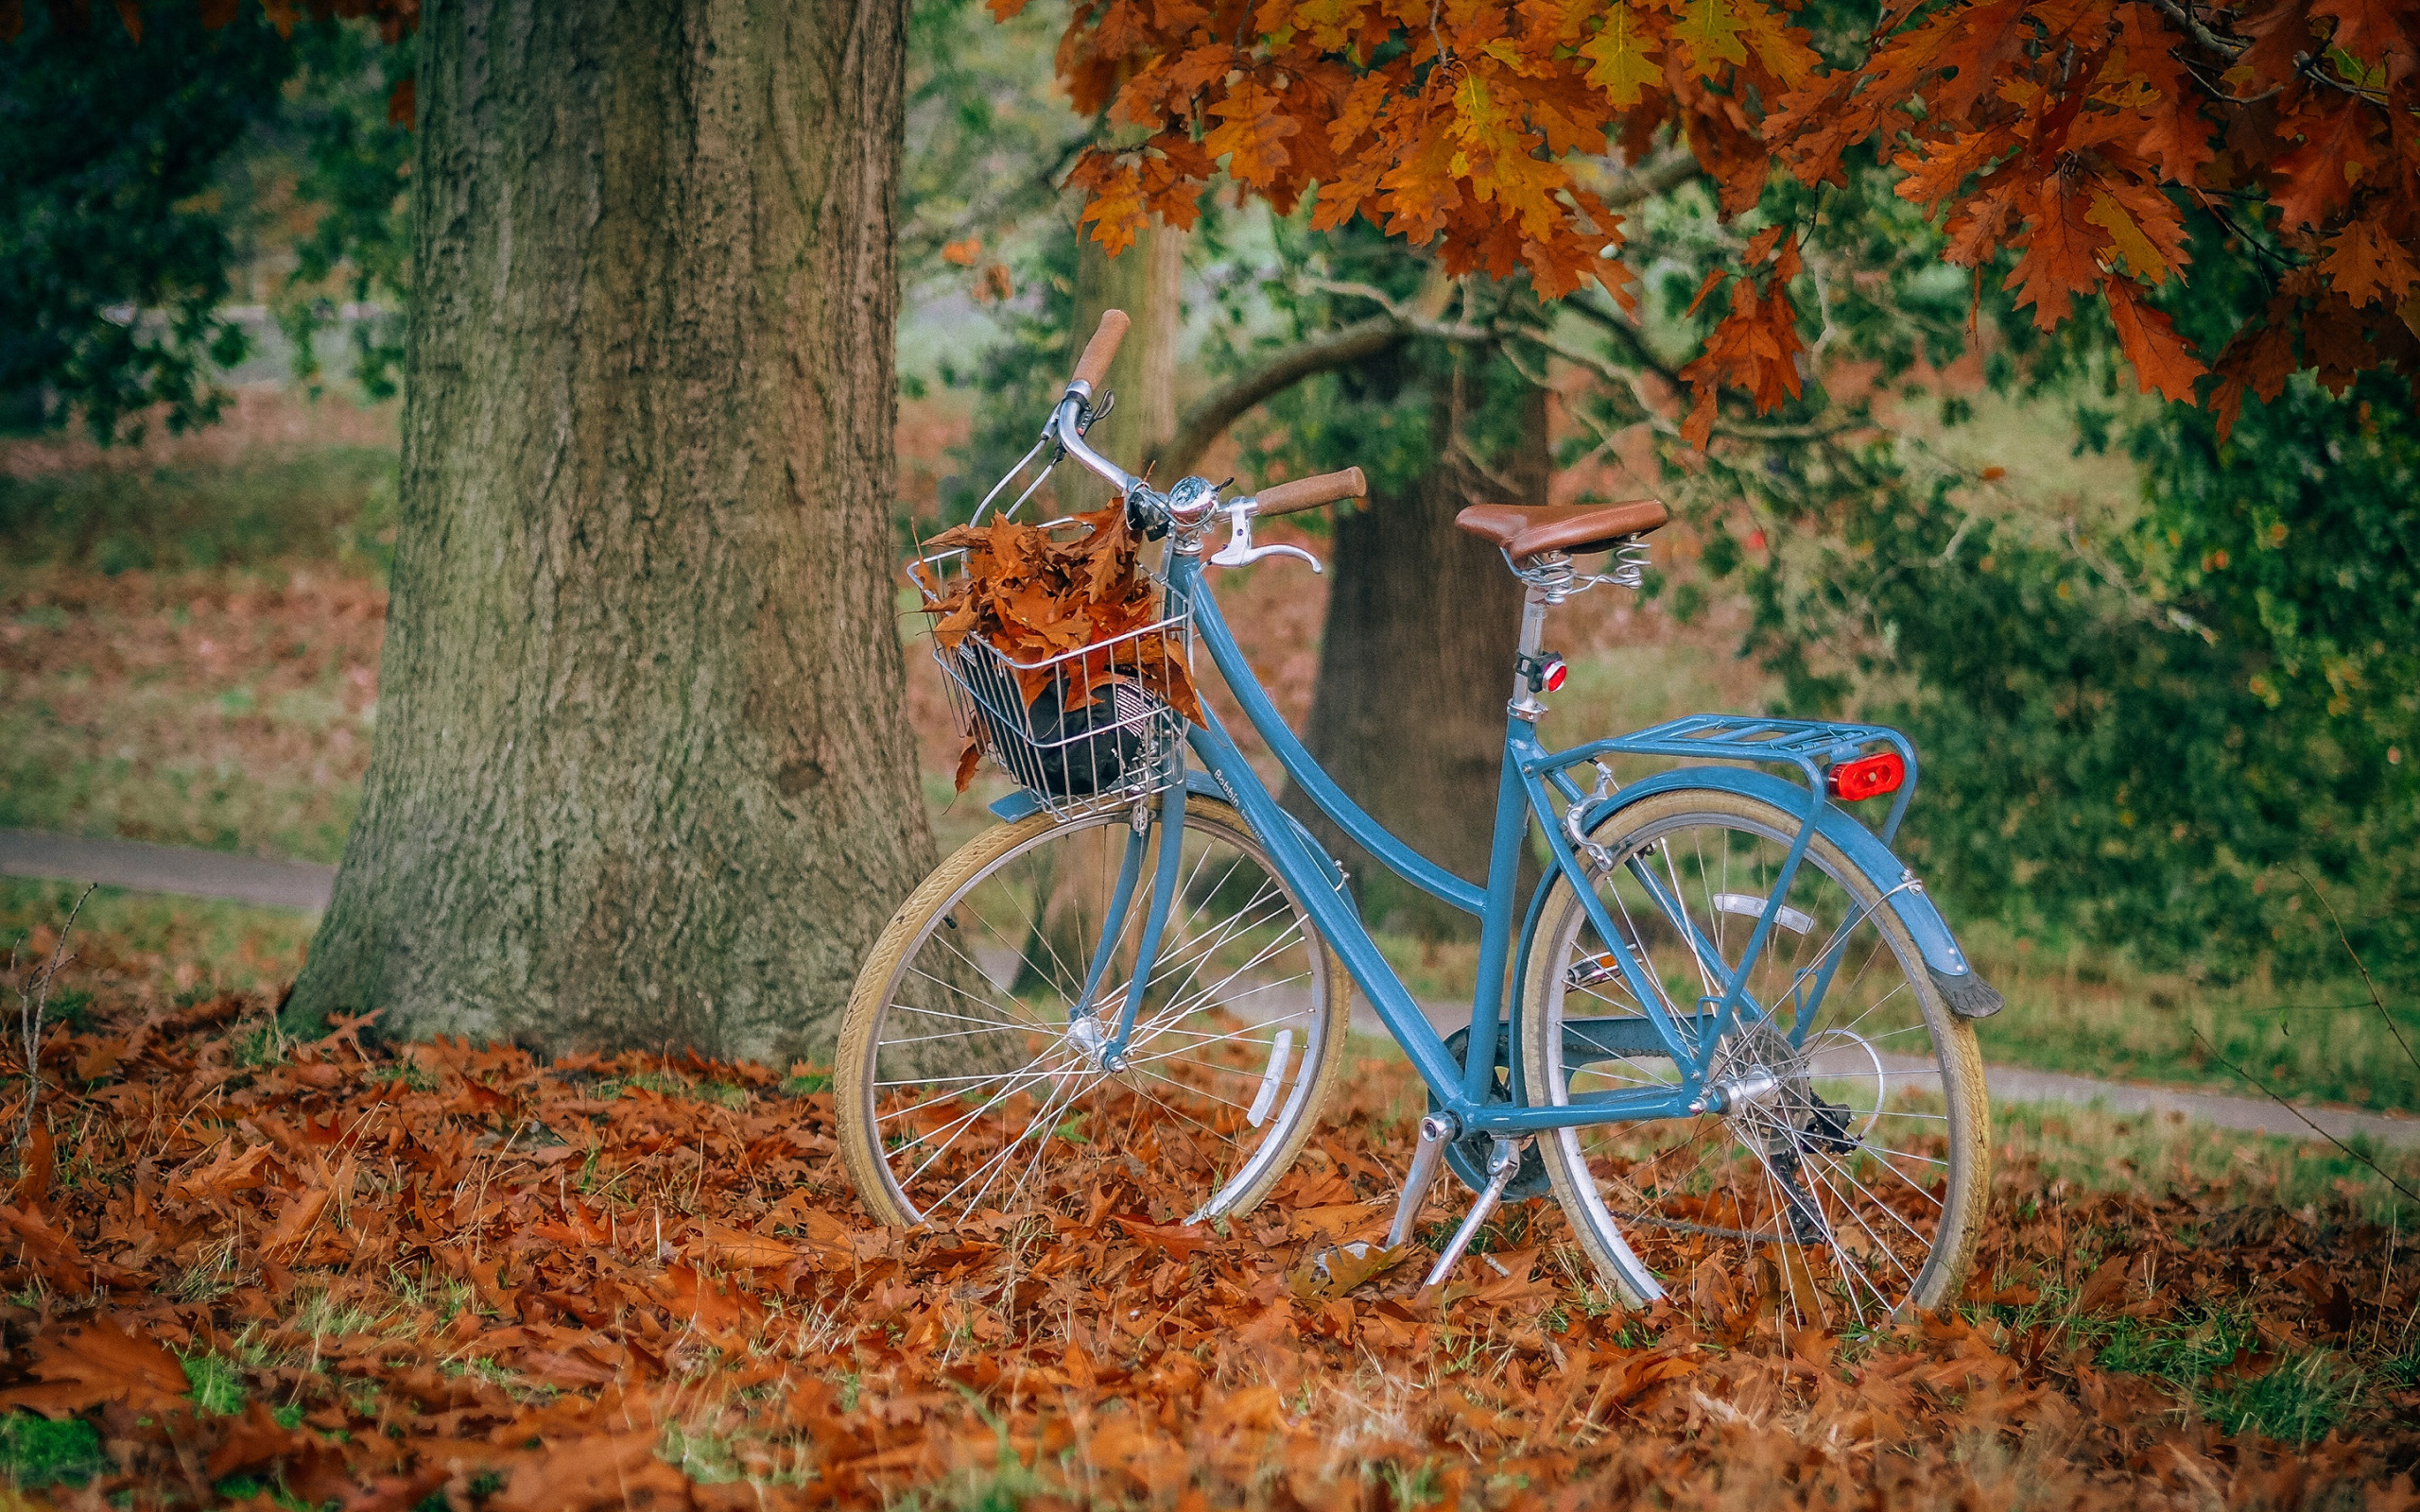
[837,799,1349,1230]
[1517,787,1990,1322]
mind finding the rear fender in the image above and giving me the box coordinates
[1507,765,1997,1092]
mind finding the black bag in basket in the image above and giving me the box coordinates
[956,645,1162,799]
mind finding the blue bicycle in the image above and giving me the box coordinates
[837,312,2003,1324]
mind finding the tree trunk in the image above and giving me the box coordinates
[1286,370,1544,939]
[286,0,931,1064]
[1055,215,1184,512]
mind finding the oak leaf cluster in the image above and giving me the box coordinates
[1023,0,2420,439]
[916,505,1203,789]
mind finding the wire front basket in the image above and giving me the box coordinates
[910,538,1194,821]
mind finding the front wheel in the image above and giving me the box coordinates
[836,797,1349,1231]
[1518,787,1989,1325]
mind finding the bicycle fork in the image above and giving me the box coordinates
[1068,777,1190,1069]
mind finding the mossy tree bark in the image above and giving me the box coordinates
[1055,215,1184,514]
[287,0,932,1063]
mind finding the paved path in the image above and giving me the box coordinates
[1,830,336,912]
[1961,1058,2419,1150]
[6,829,2412,1149]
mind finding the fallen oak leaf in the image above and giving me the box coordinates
[688,1220,804,1270]
[9,1123,52,1208]
[1112,1214,1215,1259]
[490,1430,694,1512]
[263,1182,333,1256]
[0,1316,190,1418]
[1286,1240,1413,1300]
[169,1138,278,1203]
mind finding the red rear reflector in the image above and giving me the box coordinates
[1827,751,1905,802]
[1544,660,1567,692]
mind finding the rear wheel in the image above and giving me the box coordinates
[1517,787,1989,1324]
[836,798,1348,1230]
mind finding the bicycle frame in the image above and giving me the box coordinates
[979,387,1979,1141]
[1175,552,1704,1136]
[989,546,1902,1139]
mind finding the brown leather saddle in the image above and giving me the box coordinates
[1453,499,1668,559]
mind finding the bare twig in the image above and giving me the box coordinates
[2146,0,2245,60]
[12,885,95,1155]
[1159,317,1422,480]
[2291,867,2419,1079]
[1596,148,1705,210]
[2189,1028,2420,1205]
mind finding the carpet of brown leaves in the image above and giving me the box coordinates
[0,957,2412,1512]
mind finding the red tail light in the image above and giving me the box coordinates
[1827,751,1905,802]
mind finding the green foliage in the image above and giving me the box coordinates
[900,0,1081,275]
[1698,305,2420,986]
[1199,208,1545,503]
[275,24,416,402]
[929,215,1080,524]
[2,11,412,439]
[0,1412,108,1488]
[0,5,299,439]
[1575,105,2420,992]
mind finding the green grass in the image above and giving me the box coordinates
[1976,1235,2392,1447]
[594,1069,751,1108]
[0,449,398,579]
[1994,1098,2419,1220]
[1966,925,2420,1113]
[0,730,366,865]
[0,878,317,994]
[0,558,379,863]
[0,1413,109,1488]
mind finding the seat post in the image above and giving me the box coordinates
[1508,554,1569,721]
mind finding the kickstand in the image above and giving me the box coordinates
[1421,1137,1523,1292]
[1384,1114,1455,1249]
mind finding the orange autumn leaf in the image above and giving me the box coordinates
[0,1319,189,1418]
[0,944,2407,1503]
[2106,279,2210,403]
[1020,0,2420,437]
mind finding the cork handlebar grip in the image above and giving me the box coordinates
[1253,467,1368,516]
[1069,309,1132,391]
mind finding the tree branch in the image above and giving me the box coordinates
[1157,306,1493,479]
[1597,148,1705,210]
[2146,0,2245,60]
[1159,318,1414,479]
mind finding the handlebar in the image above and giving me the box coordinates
[1253,468,1366,516]
[1050,311,1359,554]
[1069,309,1131,391]
[1052,308,1145,501]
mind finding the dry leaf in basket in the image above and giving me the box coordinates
[918,505,1202,790]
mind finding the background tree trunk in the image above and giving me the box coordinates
[1055,217,1184,512]
[1286,371,1544,939]
[286,0,931,1063]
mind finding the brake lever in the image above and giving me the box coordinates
[1207,501,1322,573]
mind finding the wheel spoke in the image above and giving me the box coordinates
[848,808,1335,1230]
[1534,800,1978,1322]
